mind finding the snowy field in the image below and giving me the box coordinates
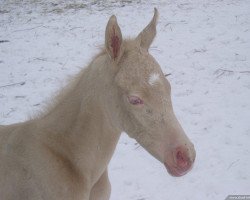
[1,0,250,199]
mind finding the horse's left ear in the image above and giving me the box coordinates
[105,15,124,63]
[136,8,158,50]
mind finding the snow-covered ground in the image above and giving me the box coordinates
[1,0,250,199]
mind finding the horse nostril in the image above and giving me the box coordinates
[175,150,188,168]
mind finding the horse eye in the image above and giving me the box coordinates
[128,96,144,105]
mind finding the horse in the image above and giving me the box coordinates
[0,8,196,200]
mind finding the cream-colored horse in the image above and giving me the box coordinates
[0,9,195,200]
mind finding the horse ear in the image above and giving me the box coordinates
[136,8,158,50]
[105,15,124,62]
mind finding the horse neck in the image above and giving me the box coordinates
[37,52,122,176]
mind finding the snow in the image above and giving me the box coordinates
[1,0,250,199]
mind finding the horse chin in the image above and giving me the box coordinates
[164,162,192,177]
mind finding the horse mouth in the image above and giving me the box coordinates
[164,162,193,177]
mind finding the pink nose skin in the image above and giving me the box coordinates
[164,146,195,177]
[175,148,189,168]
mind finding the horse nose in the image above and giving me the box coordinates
[164,144,196,177]
[175,148,189,168]
[174,145,195,170]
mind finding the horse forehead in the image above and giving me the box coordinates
[148,72,161,85]
[132,54,160,76]
[118,49,162,85]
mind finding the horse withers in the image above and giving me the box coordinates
[0,8,196,200]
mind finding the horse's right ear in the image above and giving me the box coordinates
[105,15,124,63]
